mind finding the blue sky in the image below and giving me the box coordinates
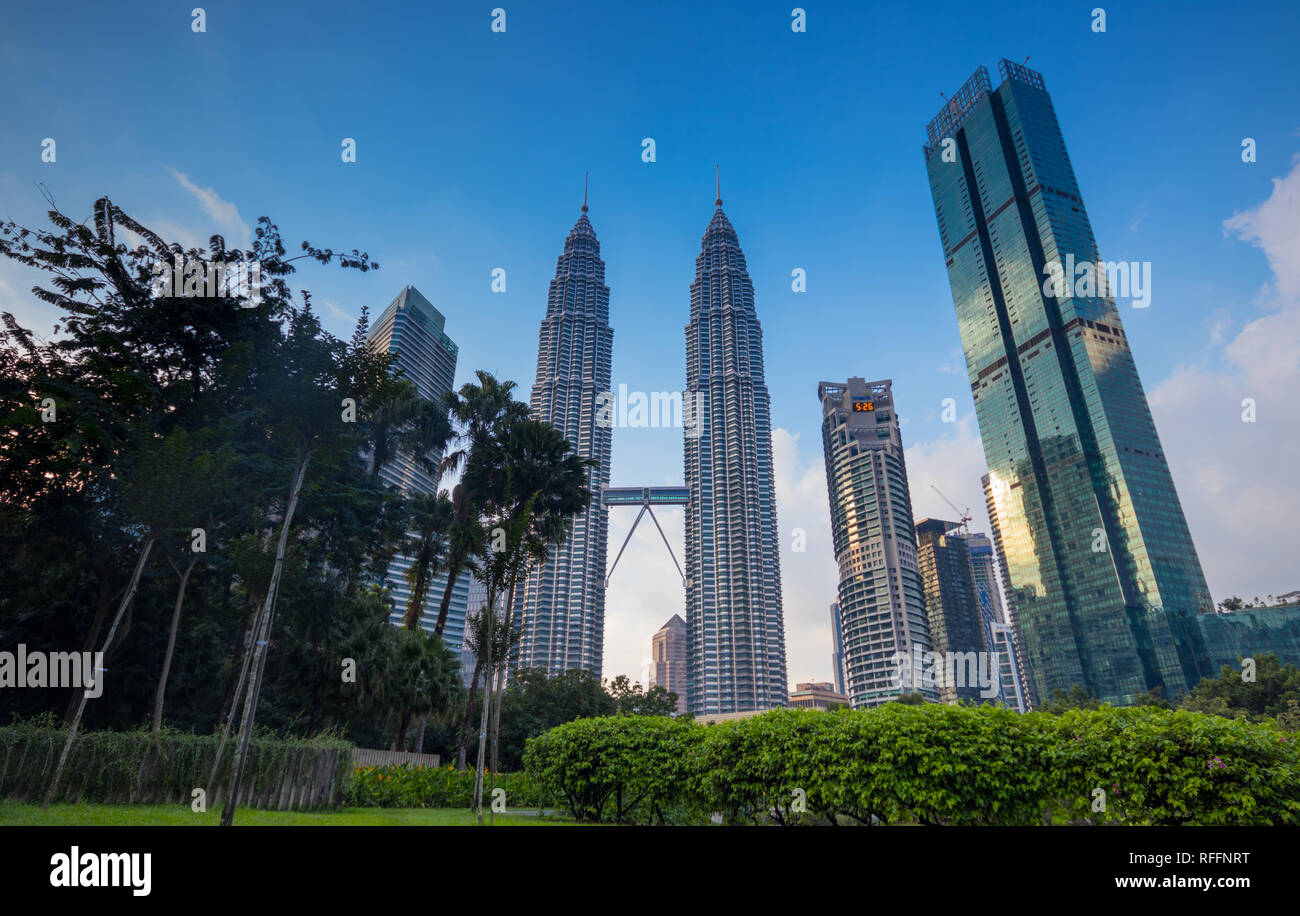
[3,0,1298,686]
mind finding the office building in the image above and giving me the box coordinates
[818,377,936,707]
[924,60,1212,705]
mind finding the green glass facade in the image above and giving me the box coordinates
[924,60,1212,706]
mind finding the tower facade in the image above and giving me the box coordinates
[924,60,1212,705]
[515,189,614,676]
[684,188,788,715]
[819,378,936,707]
[367,286,471,652]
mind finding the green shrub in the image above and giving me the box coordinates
[345,763,557,809]
[1049,706,1300,825]
[519,704,1300,825]
[524,716,704,823]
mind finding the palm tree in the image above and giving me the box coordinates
[456,603,521,769]
[431,371,529,636]
[463,417,594,820]
[362,375,454,480]
[402,491,454,630]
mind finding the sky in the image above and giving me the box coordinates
[2,0,1298,691]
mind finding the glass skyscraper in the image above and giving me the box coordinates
[924,60,1212,705]
[366,286,471,652]
[684,188,788,715]
[818,377,936,707]
[515,189,613,676]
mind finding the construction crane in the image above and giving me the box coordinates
[930,484,971,536]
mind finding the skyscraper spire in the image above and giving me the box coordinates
[714,164,722,207]
[582,170,589,213]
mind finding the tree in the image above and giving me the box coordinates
[1180,653,1300,729]
[1036,685,1102,713]
[400,491,453,630]
[431,371,528,636]
[606,674,679,716]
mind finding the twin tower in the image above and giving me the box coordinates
[513,177,789,715]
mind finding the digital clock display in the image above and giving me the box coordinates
[853,400,875,412]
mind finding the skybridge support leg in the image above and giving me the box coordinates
[605,505,647,588]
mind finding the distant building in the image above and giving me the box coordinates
[789,681,849,709]
[1172,602,1300,682]
[366,285,471,653]
[829,602,846,696]
[650,614,688,713]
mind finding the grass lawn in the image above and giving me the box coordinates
[0,801,570,826]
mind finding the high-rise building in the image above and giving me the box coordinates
[818,378,936,707]
[367,286,471,652]
[684,181,788,715]
[649,614,688,713]
[924,60,1212,705]
[914,518,993,705]
[515,184,614,677]
[829,602,846,696]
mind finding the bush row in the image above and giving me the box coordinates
[345,764,557,809]
[521,705,1300,825]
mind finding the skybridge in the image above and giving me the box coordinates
[603,487,689,588]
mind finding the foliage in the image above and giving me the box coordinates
[523,716,703,823]
[521,704,1300,825]
[1178,653,1300,730]
[345,763,555,810]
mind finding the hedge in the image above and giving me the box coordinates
[345,764,557,810]
[0,717,354,810]
[522,705,1300,825]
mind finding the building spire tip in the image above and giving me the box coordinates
[582,170,589,213]
[714,164,722,207]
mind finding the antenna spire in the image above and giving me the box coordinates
[714,164,722,208]
[582,171,589,213]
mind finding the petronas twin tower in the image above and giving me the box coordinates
[514,177,788,715]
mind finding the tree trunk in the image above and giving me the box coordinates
[414,714,427,753]
[489,576,520,823]
[402,540,431,630]
[208,598,260,790]
[433,554,462,636]
[220,451,310,827]
[457,656,482,769]
[152,554,198,733]
[472,582,496,824]
[44,533,155,807]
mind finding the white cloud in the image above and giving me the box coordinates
[167,169,251,249]
[772,427,841,689]
[1150,155,1300,602]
